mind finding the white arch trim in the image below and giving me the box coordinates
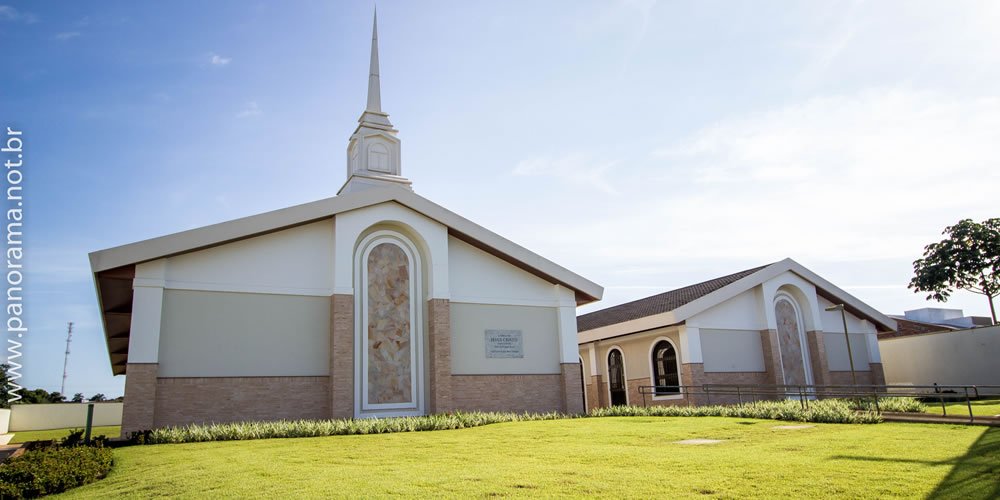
[773,291,814,386]
[647,336,684,400]
[354,229,426,418]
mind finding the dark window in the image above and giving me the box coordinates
[652,340,680,395]
[608,349,627,406]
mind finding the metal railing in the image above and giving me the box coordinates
[637,384,1000,422]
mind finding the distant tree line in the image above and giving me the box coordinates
[1,364,122,407]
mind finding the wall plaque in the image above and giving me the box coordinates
[485,329,523,358]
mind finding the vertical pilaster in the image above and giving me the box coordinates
[560,362,585,414]
[760,329,784,385]
[680,363,706,406]
[805,330,830,388]
[330,294,355,419]
[120,363,158,437]
[427,298,453,414]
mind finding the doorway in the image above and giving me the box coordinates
[608,349,628,406]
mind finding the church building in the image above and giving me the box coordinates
[90,13,603,435]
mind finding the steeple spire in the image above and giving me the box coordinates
[339,7,409,195]
[366,8,381,112]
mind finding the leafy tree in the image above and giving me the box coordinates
[88,393,107,402]
[47,391,67,403]
[0,364,12,408]
[72,393,85,403]
[909,218,1000,325]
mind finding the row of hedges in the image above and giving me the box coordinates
[143,397,924,444]
[0,446,113,499]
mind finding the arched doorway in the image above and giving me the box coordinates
[607,348,628,406]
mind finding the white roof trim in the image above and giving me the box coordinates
[578,258,895,343]
[89,185,603,302]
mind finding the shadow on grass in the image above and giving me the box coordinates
[929,427,1000,499]
[830,427,999,499]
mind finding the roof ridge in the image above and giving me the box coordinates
[576,262,773,332]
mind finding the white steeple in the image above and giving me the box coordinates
[339,8,409,195]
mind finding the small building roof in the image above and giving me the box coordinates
[577,258,896,341]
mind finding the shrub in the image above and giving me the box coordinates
[588,399,883,424]
[849,397,924,413]
[146,411,571,444]
[0,446,113,498]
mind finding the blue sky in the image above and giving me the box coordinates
[2,1,998,398]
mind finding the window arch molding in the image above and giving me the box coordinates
[648,337,683,399]
[605,345,628,406]
[352,229,426,418]
[772,291,814,386]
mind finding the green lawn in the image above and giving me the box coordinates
[10,426,120,444]
[922,398,1000,418]
[61,417,998,499]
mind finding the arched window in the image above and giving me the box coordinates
[651,340,680,395]
[607,349,627,406]
[368,142,390,172]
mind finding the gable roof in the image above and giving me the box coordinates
[577,264,770,332]
[577,258,896,342]
[90,185,603,375]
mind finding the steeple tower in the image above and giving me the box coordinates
[339,8,409,195]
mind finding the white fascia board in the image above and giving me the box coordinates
[89,185,603,302]
[782,259,897,332]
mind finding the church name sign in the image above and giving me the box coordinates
[484,330,523,358]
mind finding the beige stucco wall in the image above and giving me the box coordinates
[880,325,1000,386]
[700,329,765,372]
[823,332,871,371]
[450,303,560,375]
[9,403,123,431]
[158,289,330,377]
[580,327,684,398]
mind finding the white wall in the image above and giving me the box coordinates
[700,329,766,372]
[158,289,330,377]
[450,303,560,374]
[448,236,564,307]
[0,408,9,434]
[9,403,123,432]
[160,220,335,296]
[688,289,767,331]
[880,326,1000,386]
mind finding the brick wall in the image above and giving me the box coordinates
[805,330,831,386]
[450,374,562,414]
[154,376,329,428]
[427,299,453,413]
[560,363,585,414]
[330,293,354,419]
[121,363,158,436]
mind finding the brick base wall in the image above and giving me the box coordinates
[427,299,453,414]
[560,363,585,414]
[827,370,874,386]
[154,376,330,428]
[121,363,158,437]
[330,294,354,419]
[870,362,886,387]
[450,374,563,414]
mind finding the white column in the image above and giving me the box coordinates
[128,260,166,363]
[678,325,703,364]
[555,286,579,364]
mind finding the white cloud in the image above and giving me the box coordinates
[512,153,620,194]
[0,5,37,23]
[210,53,231,66]
[236,101,261,118]
[54,31,81,41]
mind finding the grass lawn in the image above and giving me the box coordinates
[922,398,1000,418]
[61,417,998,499]
[10,426,121,444]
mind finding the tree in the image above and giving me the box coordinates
[909,218,1000,325]
[0,364,12,408]
[88,393,107,402]
[47,391,67,403]
[72,393,85,403]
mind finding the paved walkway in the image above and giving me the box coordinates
[0,444,24,462]
[882,412,1000,426]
